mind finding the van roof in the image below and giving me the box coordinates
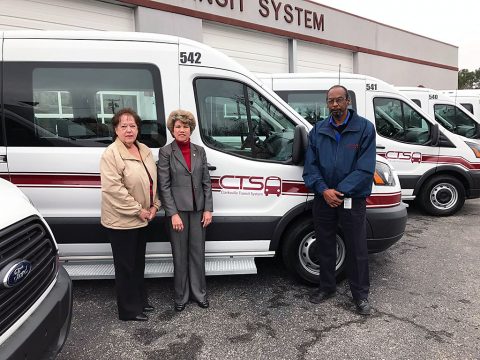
[1,30,179,43]
[260,72,376,82]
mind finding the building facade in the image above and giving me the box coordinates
[0,0,458,88]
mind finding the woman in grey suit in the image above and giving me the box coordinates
[158,109,213,312]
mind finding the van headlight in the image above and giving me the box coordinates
[466,141,480,158]
[374,161,395,186]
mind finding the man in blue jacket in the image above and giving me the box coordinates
[303,85,376,315]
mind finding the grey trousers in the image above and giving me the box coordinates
[169,210,207,305]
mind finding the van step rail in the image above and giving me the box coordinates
[62,256,257,280]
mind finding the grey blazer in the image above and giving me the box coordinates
[157,141,213,216]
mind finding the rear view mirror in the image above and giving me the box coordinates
[292,125,308,165]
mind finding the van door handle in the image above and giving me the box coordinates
[0,155,6,163]
[376,145,386,149]
[207,163,216,171]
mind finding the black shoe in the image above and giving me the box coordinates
[354,299,371,315]
[175,303,186,312]
[309,290,336,304]
[119,313,148,322]
[197,299,209,309]
[143,304,155,312]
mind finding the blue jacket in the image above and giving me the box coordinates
[303,109,376,198]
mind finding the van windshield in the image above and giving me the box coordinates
[433,104,479,139]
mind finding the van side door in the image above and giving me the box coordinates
[2,36,177,257]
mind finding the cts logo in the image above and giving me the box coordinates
[385,151,422,163]
[218,175,282,197]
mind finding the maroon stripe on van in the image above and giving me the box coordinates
[8,173,101,188]
[377,153,480,171]
[366,192,402,208]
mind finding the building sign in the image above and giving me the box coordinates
[194,0,324,31]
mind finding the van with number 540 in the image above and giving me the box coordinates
[0,31,406,284]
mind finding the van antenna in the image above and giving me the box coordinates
[338,64,341,84]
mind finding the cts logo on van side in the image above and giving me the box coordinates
[1,259,32,288]
[384,151,422,163]
[213,175,282,197]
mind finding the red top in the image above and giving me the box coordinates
[176,139,191,171]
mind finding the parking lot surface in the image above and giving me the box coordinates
[57,200,480,360]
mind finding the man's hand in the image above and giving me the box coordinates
[323,189,344,208]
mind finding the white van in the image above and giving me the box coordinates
[439,89,480,119]
[398,87,480,142]
[0,178,72,359]
[0,31,406,284]
[259,73,480,216]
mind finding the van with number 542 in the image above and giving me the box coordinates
[0,31,406,284]
[260,73,480,216]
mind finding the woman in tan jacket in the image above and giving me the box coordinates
[100,108,160,322]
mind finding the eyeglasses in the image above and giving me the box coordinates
[118,124,138,131]
[326,97,346,105]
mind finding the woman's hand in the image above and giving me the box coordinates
[201,211,212,228]
[148,206,157,221]
[171,213,184,232]
[139,208,151,221]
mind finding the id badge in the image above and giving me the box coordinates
[344,197,352,209]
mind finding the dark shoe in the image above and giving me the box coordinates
[143,304,155,312]
[354,299,371,315]
[175,303,186,312]
[120,313,148,322]
[197,299,209,309]
[309,290,336,304]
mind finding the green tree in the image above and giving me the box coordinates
[458,68,480,89]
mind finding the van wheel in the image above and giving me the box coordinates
[418,175,465,216]
[282,219,346,285]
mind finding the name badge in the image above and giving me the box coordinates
[344,197,352,209]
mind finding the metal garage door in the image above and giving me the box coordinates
[202,22,288,74]
[0,0,134,31]
[297,40,353,73]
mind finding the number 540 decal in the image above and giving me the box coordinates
[179,51,202,64]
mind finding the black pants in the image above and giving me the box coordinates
[313,196,370,300]
[107,227,149,319]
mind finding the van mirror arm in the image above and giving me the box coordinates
[430,123,439,146]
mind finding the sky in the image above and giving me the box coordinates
[312,0,480,71]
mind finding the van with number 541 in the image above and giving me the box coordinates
[260,73,480,216]
[0,31,406,284]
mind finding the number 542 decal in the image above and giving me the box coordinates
[179,51,202,64]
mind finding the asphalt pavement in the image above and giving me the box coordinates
[57,199,480,360]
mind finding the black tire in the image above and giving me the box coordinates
[417,175,465,216]
[281,218,346,285]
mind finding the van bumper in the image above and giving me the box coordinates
[366,202,408,253]
[1,266,73,360]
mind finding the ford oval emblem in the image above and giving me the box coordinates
[1,260,32,288]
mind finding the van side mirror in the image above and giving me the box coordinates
[430,123,439,146]
[292,125,308,165]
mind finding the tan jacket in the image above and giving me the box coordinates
[100,138,160,229]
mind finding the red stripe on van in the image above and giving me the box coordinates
[366,192,402,208]
[8,173,101,188]
[377,153,480,171]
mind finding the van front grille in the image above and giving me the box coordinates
[0,215,57,337]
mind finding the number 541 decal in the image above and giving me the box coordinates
[180,51,202,64]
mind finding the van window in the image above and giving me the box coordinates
[195,78,296,162]
[4,63,166,148]
[434,104,478,138]
[460,103,474,114]
[373,97,431,145]
[276,90,356,124]
[411,99,421,107]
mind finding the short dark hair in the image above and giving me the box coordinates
[111,108,141,140]
[327,85,349,100]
